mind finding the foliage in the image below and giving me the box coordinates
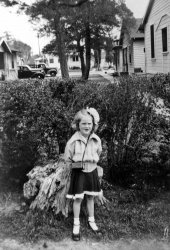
[148,73,170,104]
[0,78,75,185]
[70,76,157,186]
[25,0,134,79]
[1,75,170,189]
[11,40,32,63]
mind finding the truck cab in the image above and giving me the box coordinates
[29,63,58,77]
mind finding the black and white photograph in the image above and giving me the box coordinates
[0,0,170,249]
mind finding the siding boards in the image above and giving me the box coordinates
[133,41,145,72]
[145,0,170,73]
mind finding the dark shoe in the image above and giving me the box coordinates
[72,224,80,241]
[72,233,80,241]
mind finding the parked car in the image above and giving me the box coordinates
[29,63,58,77]
[18,65,45,79]
[103,65,118,76]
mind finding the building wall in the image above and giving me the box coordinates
[5,52,18,80]
[128,43,134,73]
[118,50,123,72]
[144,0,170,73]
[133,40,145,72]
[0,45,17,80]
[67,54,81,69]
[121,33,145,74]
[0,45,5,79]
[45,54,60,69]
[100,49,107,68]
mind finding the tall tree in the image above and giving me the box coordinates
[60,0,135,79]
[1,0,135,79]
[59,0,121,79]
[25,0,70,79]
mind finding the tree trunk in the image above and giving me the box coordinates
[55,19,69,80]
[77,40,86,78]
[95,49,101,71]
[97,48,101,70]
[84,22,91,80]
[23,156,106,217]
[23,156,72,217]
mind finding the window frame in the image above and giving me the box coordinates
[49,58,54,64]
[72,55,79,62]
[11,53,15,69]
[162,26,168,52]
[150,24,155,58]
[0,52,5,69]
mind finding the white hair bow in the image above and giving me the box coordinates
[86,107,100,125]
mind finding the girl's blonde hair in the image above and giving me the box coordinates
[71,108,99,132]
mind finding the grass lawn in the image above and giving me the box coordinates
[0,185,170,243]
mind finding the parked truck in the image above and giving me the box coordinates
[29,63,58,77]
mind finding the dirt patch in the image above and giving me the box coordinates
[0,238,170,250]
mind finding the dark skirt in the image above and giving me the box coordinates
[66,168,101,199]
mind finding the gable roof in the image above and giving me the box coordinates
[0,38,12,53]
[113,18,144,49]
[130,18,144,39]
[119,18,144,45]
[139,0,155,30]
[0,38,18,53]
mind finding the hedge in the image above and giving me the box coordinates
[0,75,170,189]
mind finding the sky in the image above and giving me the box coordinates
[0,0,149,55]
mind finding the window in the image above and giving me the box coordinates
[117,50,119,65]
[12,54,14,69]
[162,27,168,52]
[50,58,54,63]
[123,48,127,65]
[23,66,29,71]
[0,52,4,69]
[129,45,132,63]
[73,55,79,62]
[150,24,155,58]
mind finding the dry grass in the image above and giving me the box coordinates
[0,188,170,244]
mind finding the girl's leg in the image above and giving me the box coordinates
[73,198,82,218]
[73,198,82,236]
[86,195,94,217]
[86,195,98,231]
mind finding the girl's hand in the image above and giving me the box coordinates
[98,191,109,205]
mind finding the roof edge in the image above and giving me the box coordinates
[139,0,155,30]
[0,39,12,53]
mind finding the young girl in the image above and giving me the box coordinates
[64,107,103,241]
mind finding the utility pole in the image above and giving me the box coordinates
[37,33,41,55]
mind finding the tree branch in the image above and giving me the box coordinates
[0,0,18,6]
[51,0,90,8]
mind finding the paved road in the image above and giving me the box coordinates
[56,70,116,83]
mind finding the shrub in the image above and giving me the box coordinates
[0,76,170,190]
[149,73,170,105]
[0,79,75,185]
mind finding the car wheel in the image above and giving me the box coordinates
[50,72,57,77]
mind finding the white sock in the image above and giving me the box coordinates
[88,217,98,231]
[73,218,80,234]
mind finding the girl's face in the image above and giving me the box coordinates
[79,114,93,138]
